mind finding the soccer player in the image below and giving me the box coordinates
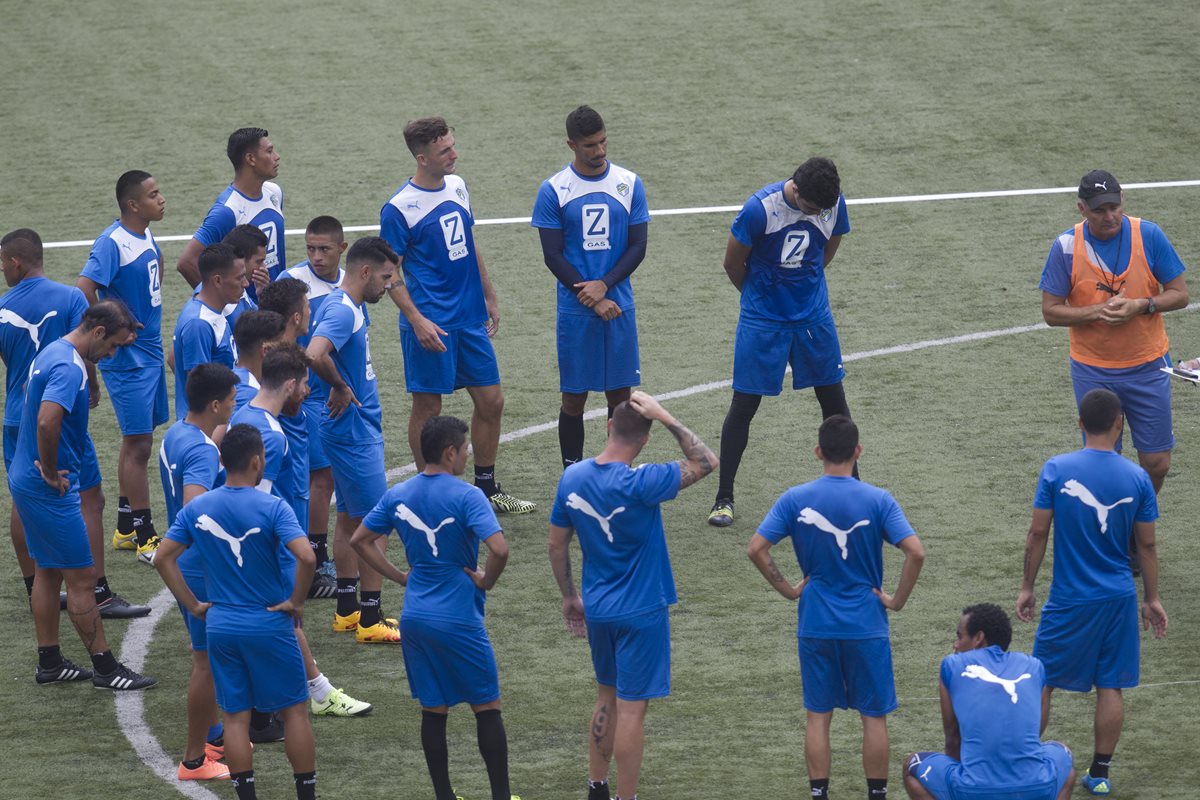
[278,216,348,580]
[9,300,156,689]
[77,171,171,560]
[1039,170,1188,494]
[549,391,716,800]
[531,105,650,469]
[351,416,515,800]
[904,603,1075,800]
[232,310,286,409]
[747,415,924,800]
[1017,388,1167,796]
[220,224,268,329]
[176,127,283,300]
[708,157,853,528]
[155,424,318,800]
[381,116,534,514]
[305,236,398,643]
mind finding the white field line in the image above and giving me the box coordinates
[40,179,1200,249]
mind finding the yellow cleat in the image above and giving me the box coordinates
[136,535,162,565]
[112,529,137,551]
[355,618,401,644]
[332,610,360,632]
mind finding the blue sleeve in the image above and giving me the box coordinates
[361,490,395,534]
[261,432,285,483]
[193,204,235,247]
[42,362,82,413]
[1039,233,1073,297]
[68,289,89,330]
[273,499,307,546]
[879,492,916,546]
[831,194,850,236]
[1142,222,1186,285]
[176,319,215,373]
[530,182,563,230]
[939,655,954,689]
[1136,472,1159,522]
[80,236,119,287]
[629,177,651,226]
[312,302,352,351]
[549,476,572,527]
[756,492,794,544]
[465,486,503,538]
[166,506,194,546]
[1033,461,1056,509]
[636,461,681,505]
[181,444,220,490]
[730,197,766,247]
[380,204,411,256]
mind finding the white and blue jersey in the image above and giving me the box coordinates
[232,366,259,410]
[550,459,681,623]
[159,419,224,578]
[230,404,289,502]
[733,184,850,327]
[173,298,234,418]
[380,175,486,331]
[757,475,915,639]
[0,277,88,427]
[362,473,502,626]
[278,261,343,405]
[8,339,91,492]
[531,162,650,316]
[80,221,164,369]
[193,182,286,292]
[1033,448,1157,607]
[310,289,380,444]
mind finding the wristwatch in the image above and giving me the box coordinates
[1145,297,1157,315]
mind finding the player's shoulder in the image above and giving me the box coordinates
[607,161,641,185]
[97,219,123,242]
[262,181,284,210]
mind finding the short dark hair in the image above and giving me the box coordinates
[260,342,310,390]
[227,127,269,170]
[116,170,153,213]
[0,228,42,266]
[257,278,308,321]
[818,415,858,464]
[792,157,841,210]
[306,215,344,240]
[404,116,452,156]
[1079,388,1122,435]
[346,236,398,269]
[566,105,605,141]
[610,401,653,444]
[962,603,1013,651]
[222,224,269,260]
[220,423,263,472]
[198,243,238,281]
[185,362,239,412]
[419,415,469,465]
[80,299,136,339]
[233,310,285,356]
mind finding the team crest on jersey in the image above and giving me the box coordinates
[616,182,630,197]
[820,208,833,222]
[455,186,467,202]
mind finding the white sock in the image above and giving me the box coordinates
[307,673,334,703]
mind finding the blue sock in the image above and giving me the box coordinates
[206,722,224,744]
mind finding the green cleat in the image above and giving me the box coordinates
[487,485,537,515]
[707,499,734,528]
[311,687,373,717]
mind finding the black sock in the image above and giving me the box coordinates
[810,779,829,798]
[94,574,113,604]
[476,708,510,800]
[359,590,381,628]
[90,649,118,674]
[421,710,454,800]
[117,496,133,535]
[867,777,888,798]
[559,410,585,469]
[309,534,329,565]
[133,509,156,546]
[336,578,359,617]
[250,709,272,730]
[1090,752,1112,779]
[23,575,35,598]
[814,383,859,479]
[588,779,610,800]
[38,644,62,670]
[716,391,762,500]
[182,754,205,770]
[474,465,497,497]
[294,770,317,800]
[231,770,257,800]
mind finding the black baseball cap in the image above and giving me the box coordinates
[1078,170,1122,209]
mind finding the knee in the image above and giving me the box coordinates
[310,469,334,494]
[81,487,105,515]
[561,393,587,417]
[1139,450,1170,478]
[476,389,504,421]
[123,434,153,463]
[411,394,443,419]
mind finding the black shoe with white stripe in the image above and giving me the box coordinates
[93,662,157,691]
[307,571,337,599]
[97,593,152,619]
[36,659,94,685]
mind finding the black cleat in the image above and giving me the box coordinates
[98,593,152,619]
[307,571,337,600]
[93,662,157,691]
[36,659,94,685]
[249,711,286,743]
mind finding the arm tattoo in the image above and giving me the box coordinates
[765,556,786,585]
[667,422,716,488]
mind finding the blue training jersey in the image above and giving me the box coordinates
[942,647,1056,791]
[531,162,650,315]
[1033,448,1157,606]
[8,339,92,492]
[165,485,305,633]
[232,366,259,410]
[550,458,681,622]
[172,298,234,419]
[193,182,286,296]
[229,404,291,504]
[362,472,502,626]
[278,261,344,405]
[80,221,164,369]
[0,277,88,427]
[159,419,224,578]
[757,475,915,639]
[732,183,850,327]
[380,175,486,331]
[310,289,381,443]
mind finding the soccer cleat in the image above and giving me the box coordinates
[316,559,337,579]
[356,618,401,644]
[36,658,94,685]
[136,535,162,565]
[1082,774,1113,795]
[707,499,735,528]
[98,593,152,619]
[177,757,230,781]
[307,571,337,600]
[311,687,373,717]
[249,712,286,743]
[204,741,224,761]
[93,662,157,691]
[487,485,537,515]
[112,529,137,551]
[333,610,360,632]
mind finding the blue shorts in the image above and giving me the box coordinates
[323,434,386,518]
[733,318,845,396]
[10,482,91,569]
[400,616,500,708]
[79,435,101,490]
[557,310,640,394]
[587,607,671,701]
[906,742,1073,800]
[798,636,897,716]
[401,323,500,395]
[304,400,330,471]
[1071,362,1172,453]
[2,425,17,471]
[1034,594,1139,691]
[207,627,307,714]
[176,572,210,651]
[101,365,169,436]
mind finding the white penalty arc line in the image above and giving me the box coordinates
[40,179,1200,250]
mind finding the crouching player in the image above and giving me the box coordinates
[351,416,517,800]
[155,424,318,800]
